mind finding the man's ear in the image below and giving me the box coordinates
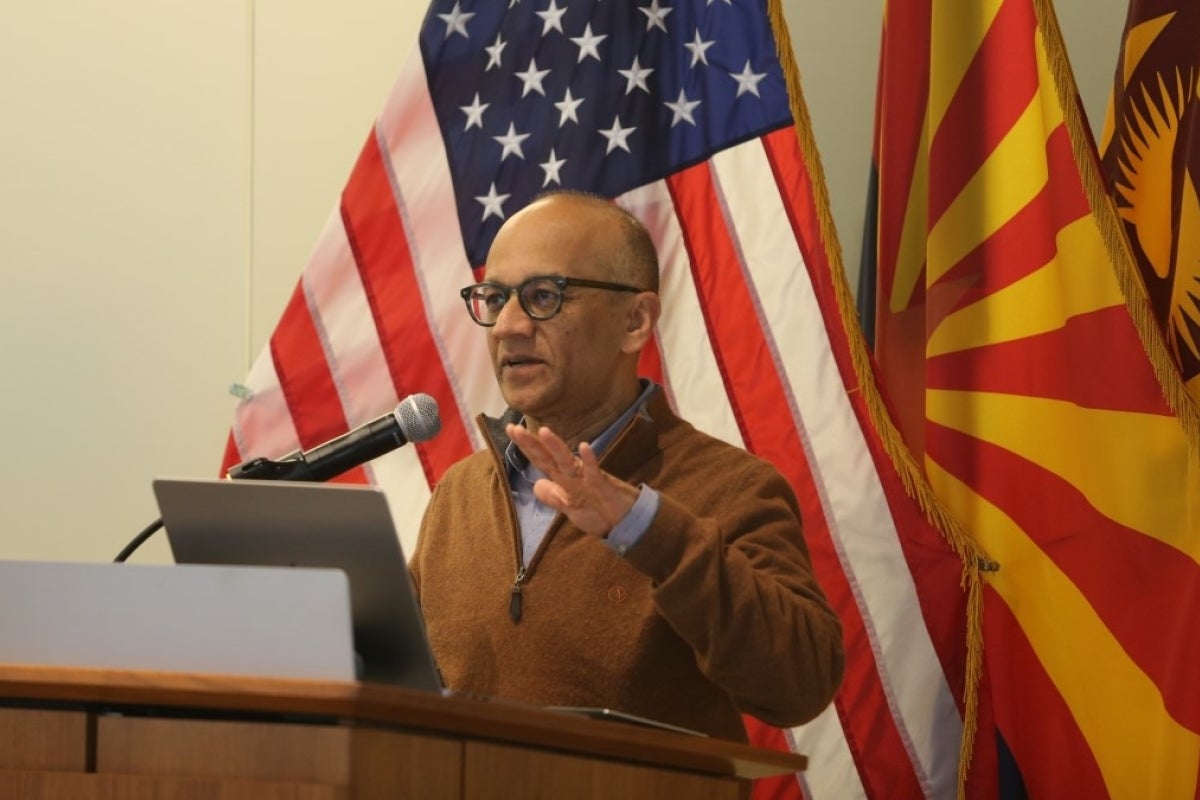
[621,292,662,354]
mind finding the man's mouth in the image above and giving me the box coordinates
[501,356,543,369]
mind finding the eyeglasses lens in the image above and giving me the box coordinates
[520,279,563,320]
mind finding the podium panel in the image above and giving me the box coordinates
[0,771,343,800]
[0,665,807,799]
[463,741,742,800]
[96,716,353,784]
[0,709,87,771]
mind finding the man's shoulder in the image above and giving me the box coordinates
[438,446,496,485]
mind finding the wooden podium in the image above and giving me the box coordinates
[0,663,807,799]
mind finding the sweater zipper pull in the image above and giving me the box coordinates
[509,567,527,623]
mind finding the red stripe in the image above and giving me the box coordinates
[745,716,804,800]
[636,333,665,386]
[927,421,1200,731]
[872,0,933,455]
[927,0,1040,226]
[927,304,1174,415]
[983,586,1110,797]
[875,0,932,304]
[259,284,375,487]
[928,125,1089,311]
[340,131,474,485]
[221,287,373,485]
[218,431,241,475]
[666,160,925,799]
[269,281,350,450]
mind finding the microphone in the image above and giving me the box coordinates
[227,393,441,482]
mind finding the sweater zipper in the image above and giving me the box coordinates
[509,566,527,622]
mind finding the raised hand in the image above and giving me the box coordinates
[505,423,639,537]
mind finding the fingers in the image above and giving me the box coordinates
[504,425,638,536]
[506,423,588,483]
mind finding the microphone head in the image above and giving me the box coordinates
[395,393,442,443]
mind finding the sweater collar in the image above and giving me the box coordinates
[476,382,675,483]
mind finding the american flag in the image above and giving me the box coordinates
[422,0,789,265]
[223,2,976,797]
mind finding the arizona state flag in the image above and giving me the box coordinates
[1100,2,1200,405]
[867,0,1200,796]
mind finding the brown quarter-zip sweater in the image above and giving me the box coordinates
[410,388,844,742]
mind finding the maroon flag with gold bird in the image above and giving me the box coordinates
[1100,1,1200,406]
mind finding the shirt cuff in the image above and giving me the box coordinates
[605,485,659,556]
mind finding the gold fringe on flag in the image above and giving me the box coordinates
[767,3,992,798]
[1033,0,1200,453]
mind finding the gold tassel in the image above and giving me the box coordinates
[766,3,992,798]
[1033,0,1200,453]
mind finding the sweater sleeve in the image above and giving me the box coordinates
[620,459,845,728]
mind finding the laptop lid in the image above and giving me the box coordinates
[152,477,442,692]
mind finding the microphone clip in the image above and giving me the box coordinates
[227,456,315,482]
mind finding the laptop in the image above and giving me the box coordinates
[152,477,443,692]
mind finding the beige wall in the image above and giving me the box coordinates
[0,1,1125,564]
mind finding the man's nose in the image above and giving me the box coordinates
[491,292,534,336]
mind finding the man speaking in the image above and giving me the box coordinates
[411,191,844,742]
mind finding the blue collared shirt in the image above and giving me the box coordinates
[505,382,661,565]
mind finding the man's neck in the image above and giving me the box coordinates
[525,382,643,451]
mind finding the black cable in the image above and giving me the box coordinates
[113,517,164,563]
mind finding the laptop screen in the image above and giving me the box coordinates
[152,477,442,692]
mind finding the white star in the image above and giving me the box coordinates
[664,88,700,126]
[598,115,636,154]
[459,93,489,130]
[639,0,673,32]
[729,60,767,97]
[515,58,551,97]
[684,29,715,67]
[540,148,566,186]
[437,2,475,39]
[485,33,507,71]
[493,123,531,160]
[475,183,511,222]
[536,0,568,35]
[570,24,607,62]
[554,89,584,126]
[617,55,654,95]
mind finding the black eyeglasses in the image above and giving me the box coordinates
[459,275,645,327]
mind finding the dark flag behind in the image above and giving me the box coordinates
[1100,1,1200,405]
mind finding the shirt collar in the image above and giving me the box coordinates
[504,379,658,474]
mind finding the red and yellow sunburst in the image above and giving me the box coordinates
[872,0,1200,795]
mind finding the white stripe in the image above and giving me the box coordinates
[378,50,504,441]
[232,345,301,463]
[372,447,434,558]
[789,703,868,800]
[618,181,743,448]
[714,141,961,798]
[303,209,399,427]
[699,140,871,793]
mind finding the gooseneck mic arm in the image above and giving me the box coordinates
[113,518,164,564]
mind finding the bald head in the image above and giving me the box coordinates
[498,191,659,293]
